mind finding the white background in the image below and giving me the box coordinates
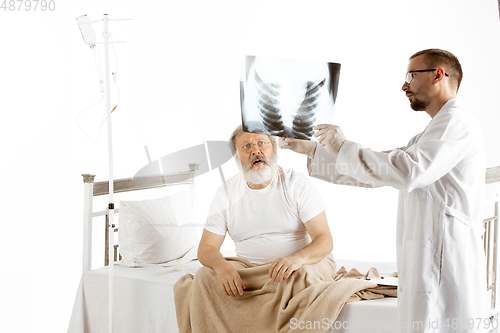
[1,0,499,332]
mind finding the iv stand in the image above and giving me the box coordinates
[77,13,132,333]
[102,14,132,333]
[102,14,115,333]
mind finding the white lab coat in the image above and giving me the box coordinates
[308,99,487,333]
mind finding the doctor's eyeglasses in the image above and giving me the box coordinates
[238,141,272,153]
[405,69,449,84]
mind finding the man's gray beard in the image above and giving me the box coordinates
[238,153,278,185]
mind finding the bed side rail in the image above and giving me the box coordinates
[81,163,199,271]
[485,166,500,317]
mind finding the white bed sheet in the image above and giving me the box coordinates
[67,259,397,333]
[67,261,202,333]
[329,259,398,333]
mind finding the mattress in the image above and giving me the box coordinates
[67,259,397,333]
[67,261,202,333]
[329,259,398,333]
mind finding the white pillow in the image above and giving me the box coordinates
[118,191,199,265]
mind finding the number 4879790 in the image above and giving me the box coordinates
[1,0,55,11]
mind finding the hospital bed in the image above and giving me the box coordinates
[68,165,500,333]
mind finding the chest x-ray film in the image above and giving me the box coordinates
[240,55,340,140]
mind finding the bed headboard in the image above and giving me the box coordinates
[81,163,199,271]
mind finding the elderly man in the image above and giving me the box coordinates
[198,125,333,297]
[174,126,398,333]
[282,49,487,332]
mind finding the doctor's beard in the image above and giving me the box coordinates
[410,98,428,111]
[238,153,278,185]
[408,91,430,111]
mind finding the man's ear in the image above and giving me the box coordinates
[434,67,447,83]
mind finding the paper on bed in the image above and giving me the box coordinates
[335,259,397,276]
[366,276,398,287]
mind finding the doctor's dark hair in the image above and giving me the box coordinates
[229,125,277,156]
[410,48,463,91]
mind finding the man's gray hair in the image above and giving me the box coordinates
[229,125,277,156]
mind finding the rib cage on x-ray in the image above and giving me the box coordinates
[254,69,327,139]
[254,72,285,136]
[293,79,325,139]
[241,56,340,140]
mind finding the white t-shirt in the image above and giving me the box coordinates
[205,166,325,264]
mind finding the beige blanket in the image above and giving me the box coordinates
[174,255,396,333]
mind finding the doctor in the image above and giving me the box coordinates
[281,49,487,332]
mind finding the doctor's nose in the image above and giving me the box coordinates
[402,82,409,91]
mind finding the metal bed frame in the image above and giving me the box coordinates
[81,163,199,271]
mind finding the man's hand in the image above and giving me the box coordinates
[278,137,316,159]
[313,124,346,155]
[198,230,246,297]
[268,211,332,283]
[215,264,246,297]
[268,256,304,282]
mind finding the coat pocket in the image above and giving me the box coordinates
[444,206,484,236]
[401,239,437,293]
